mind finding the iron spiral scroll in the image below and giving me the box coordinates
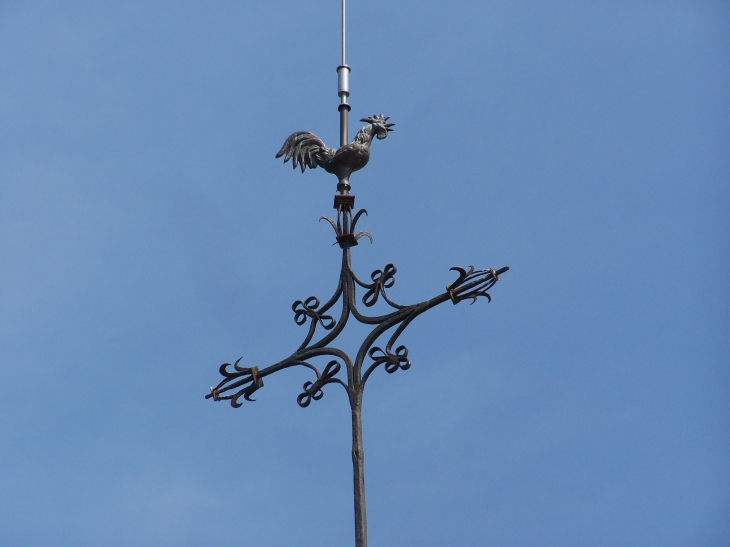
[206,195,509,408]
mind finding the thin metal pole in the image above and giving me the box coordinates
[337,0,350,148]
[339,101,349,148]
[351,393,367,547]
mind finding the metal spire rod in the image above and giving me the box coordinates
[337,0,351,149]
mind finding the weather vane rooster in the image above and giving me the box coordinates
[276,114,394,192]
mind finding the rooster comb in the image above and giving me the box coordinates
[360,114,395,131]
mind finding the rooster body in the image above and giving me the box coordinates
[276,115,394,186]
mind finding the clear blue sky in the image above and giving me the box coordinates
[1,2,728,546]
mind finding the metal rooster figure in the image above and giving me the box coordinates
[276,114,394,193]
[205,3,508,547]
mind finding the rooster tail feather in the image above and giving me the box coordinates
[275,131,332,173]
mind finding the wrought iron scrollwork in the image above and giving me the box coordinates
[293,296,336,328]
[297,360,343,407]
[360,263,403,308]
[368,345,410,374]
[206,194,508,408]
[291,286,344,351]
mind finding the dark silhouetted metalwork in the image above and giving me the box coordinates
[207,5,507,547]
[207,199,507,410]
[276,115,394,194]
[206,188,507,547]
